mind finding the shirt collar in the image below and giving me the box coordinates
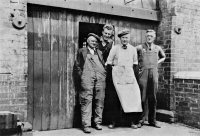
[145,42,154,50]
[100,36,113,46]
[87,46,95,55]
[121,43,130,47]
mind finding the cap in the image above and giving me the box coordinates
[146,29,156,37]
[87,33,100,41]
[146,29,156,33]
[118,29,130,37]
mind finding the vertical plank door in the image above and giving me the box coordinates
[27,4,158,131]
[41,8,51,131]
[27,5,75,130]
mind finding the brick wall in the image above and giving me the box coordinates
[173,0,200,71]
[0,0,27,121]
[157,0,200,128]
[157,0,200,116]
[171,1,200,128]
[174,72,200,128]
[156,0,175,110]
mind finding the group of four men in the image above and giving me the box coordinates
[75,24,166,133]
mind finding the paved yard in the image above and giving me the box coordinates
[28,122,200,136]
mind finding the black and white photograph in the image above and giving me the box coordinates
[0,0,200,136]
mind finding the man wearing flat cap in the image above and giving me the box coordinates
[75,33,106,133]
[106,29,142,129]
[136,29,166,128]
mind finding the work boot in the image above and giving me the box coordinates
[83,127,91,133]
[108,122,115,129]
[137,123,142,128]
[94,124,102,130]
[149,123,161,128]
[131,122,138,129]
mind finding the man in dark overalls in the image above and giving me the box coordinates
[136,29,165,128]
[75,33,106,133]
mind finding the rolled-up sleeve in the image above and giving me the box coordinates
[106,46,117,65]
[158,46,166,59]
[133,47,138,65]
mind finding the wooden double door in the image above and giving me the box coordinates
[27,4,157,131]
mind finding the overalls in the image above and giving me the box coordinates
[80,53,106,127]
[138,44,158,124]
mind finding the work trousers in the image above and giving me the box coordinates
[80,54,106,127]
[105,74,121,124]
[139,68,158,124]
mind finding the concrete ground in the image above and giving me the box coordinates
[23,122,200,136]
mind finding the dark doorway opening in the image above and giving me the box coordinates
[79,22,104,48]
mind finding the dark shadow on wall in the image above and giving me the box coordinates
[72,64,82,128]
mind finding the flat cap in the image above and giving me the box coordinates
[146,29,156,33]
[87,33,100,41]
[146,29,156,37]
[118,29,130,37]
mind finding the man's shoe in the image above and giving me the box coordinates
[108,123,115,129]
[94,124,102,130]
[83,127,91,133]
[149,123,161,128]
[137,123,142,128]
[131,123,138,129]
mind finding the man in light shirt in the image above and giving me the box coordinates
[106,29,142,129]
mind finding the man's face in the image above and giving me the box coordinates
[146,32,156,44]
[87,36,98,49]
[102,28,113,41]
[120,34,130,45]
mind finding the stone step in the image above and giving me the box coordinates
[156,109,175,123]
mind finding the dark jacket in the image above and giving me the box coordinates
[75,47,105,77]
[98,40,113,62]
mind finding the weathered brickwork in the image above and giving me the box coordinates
[174,77,200,128]
[157,0,200,128]
[156,0,175,110]
[0,0,27,121]
[172,1,200,128]
[173,0,200,72]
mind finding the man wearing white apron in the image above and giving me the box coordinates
[106,29,142,129]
